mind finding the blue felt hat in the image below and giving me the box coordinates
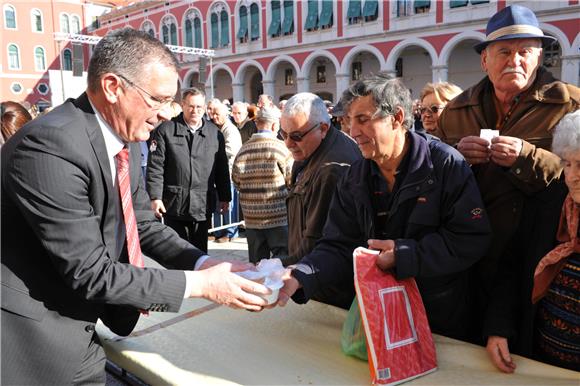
[474,5,556,53]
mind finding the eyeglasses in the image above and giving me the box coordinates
[117,74,174,110]
[420,105,446,115]
[280,122,321,142]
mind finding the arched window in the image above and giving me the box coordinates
[63,48,72,71]
[194,17,202,48]
[31,9,43,32]
[35,46,46,71]
[250,3,260,40]
[60,13,69,33]
[4,5,16,29]
[210,13,219,48]
[220,10,229,46]
[237,6,248,43]
[161,17,177,45]
[8,44,20,69]
[141,20,155,37]
[71,15,81,34]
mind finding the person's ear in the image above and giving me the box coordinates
[102,73,122,104]
[320,122,331,139]
[393,107,405,127]
[481,49,488,73]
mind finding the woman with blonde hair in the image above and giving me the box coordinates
[419,82,462,134]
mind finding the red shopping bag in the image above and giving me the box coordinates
[353,247,437,385]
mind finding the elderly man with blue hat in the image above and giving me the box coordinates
[437,4,579,374]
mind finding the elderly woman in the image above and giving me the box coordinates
[485,110,580,373]
[419,82,462,134]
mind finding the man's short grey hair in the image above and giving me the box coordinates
[232,101,248,110]
[256,106,281,124]
[87,27,178,93]
[341,73,413,130]
[282,92,330,127]
[552,110,580,159]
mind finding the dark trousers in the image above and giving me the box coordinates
[165,217,209,253]
[246,226,288,264]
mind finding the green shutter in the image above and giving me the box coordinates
[211,14,219,48]
[220,11,229,46]
[319,0,333,27]
[250,4,260,39]
[282,1,293,34]
[470,0,489,4]
[194,18,202,48]
[347,0,361,18]
[268,1,281,36]
[414,0,431,9]
[449,1,468,8]
[362,0,378,18]
[185,19,193,47]
[237,6,248,39]
[170,24,177,45]
[304,0,318,30]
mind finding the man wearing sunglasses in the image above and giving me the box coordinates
[280,92,362,309]
[277,74,491,342]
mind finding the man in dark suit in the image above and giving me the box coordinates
[147,88,231,253]
[1,28,269,385]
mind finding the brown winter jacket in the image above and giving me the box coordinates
[436,66,580,297]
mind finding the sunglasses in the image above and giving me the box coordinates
[420,105,445,115]
[280,122,321,142]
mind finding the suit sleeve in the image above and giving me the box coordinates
[6,137,186,312]
[146,124,167,200]
[214,131,232,202]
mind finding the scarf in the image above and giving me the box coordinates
[532,194,580,303]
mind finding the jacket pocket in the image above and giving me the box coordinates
[163,185,183,216]
[1,283,47,321]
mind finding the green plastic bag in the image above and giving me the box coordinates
[340,297,368,361]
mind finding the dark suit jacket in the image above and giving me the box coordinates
[1,93,205,385]
[146,113,231,221]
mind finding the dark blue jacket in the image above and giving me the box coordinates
[292,132,492,340]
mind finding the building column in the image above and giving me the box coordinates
[560,54,580,86]
[232,83,244,102]
[262,80,275,99]
[205,84,214,100]
[335,73,350,101]
[431,65,448,83]
[297,77,310,93]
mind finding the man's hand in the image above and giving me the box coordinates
[188,262,269,311]
[151,199,166,219]
[219,201,230,214]
[490,136,522,168]
[456,136,491,165]
[486,336,516,373]
[276,268,301,307]
[368,239,396,270]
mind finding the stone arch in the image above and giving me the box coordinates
[302,49,340,78]
[438,31,485,67]
[265,55,300,81]
[540,22,572,54]
[210,62,235,83]
[233,59,266,84]
[385,37,437,71]
[340,44,385,74]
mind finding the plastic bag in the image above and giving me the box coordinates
[353,247,437,385]
[341,297,368,361]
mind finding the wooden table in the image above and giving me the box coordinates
[97,299,579,385]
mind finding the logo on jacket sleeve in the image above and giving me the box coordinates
[471,207,483,219]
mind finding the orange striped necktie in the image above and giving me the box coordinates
[116,147,144,268]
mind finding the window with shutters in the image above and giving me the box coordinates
[71,15,81,34]
[250,3,259,41]
[60,13,70,33]
[161,15,178,45]
[210,3,230,48]
[414,0,430,14]
[34,46,46,71]
[183,9,202,48]
[141,20,155,38]
[4,4,16,29]
[238,6,248,43]
[31,9,43,32]
[8,43,20,70]
[63,49,72,71]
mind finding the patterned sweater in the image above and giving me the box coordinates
[232,131,293,229]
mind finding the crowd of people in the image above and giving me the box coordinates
[1,4,578,385]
